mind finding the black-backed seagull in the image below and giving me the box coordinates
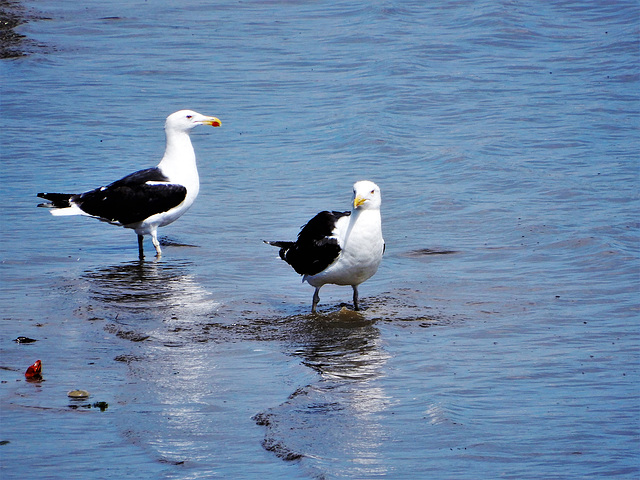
[266,180,384,313]
[37,110,221,258]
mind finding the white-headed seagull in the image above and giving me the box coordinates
[37,110,221,258]
[266,180,384,313]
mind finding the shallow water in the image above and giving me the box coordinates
[1,1,639,479]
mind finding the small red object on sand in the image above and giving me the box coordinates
[25,360,42,379]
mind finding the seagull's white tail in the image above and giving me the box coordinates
[37,193,85,216]
[49,204,86,216]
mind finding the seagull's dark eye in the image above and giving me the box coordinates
[186,115,193,119]
[370,189,375,194]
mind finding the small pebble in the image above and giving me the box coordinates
[67,389,90,399]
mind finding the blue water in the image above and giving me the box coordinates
[1,1,638,479]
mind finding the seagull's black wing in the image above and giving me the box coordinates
[72,167,187,225]
[273,210,351,276]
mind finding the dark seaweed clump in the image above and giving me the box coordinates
[0,0,47,58]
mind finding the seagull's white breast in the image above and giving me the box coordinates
[305,209,383,287]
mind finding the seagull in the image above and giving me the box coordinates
[37,110,221,258]
[266,180,384,313]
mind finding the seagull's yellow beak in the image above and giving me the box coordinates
[354,195,366,208]
[202,116,222,127]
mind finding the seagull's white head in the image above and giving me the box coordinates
[352,180,381,210]
[165,110,221,134]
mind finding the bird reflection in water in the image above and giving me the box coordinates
[82,260,219,328]
[254,310,391,475]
